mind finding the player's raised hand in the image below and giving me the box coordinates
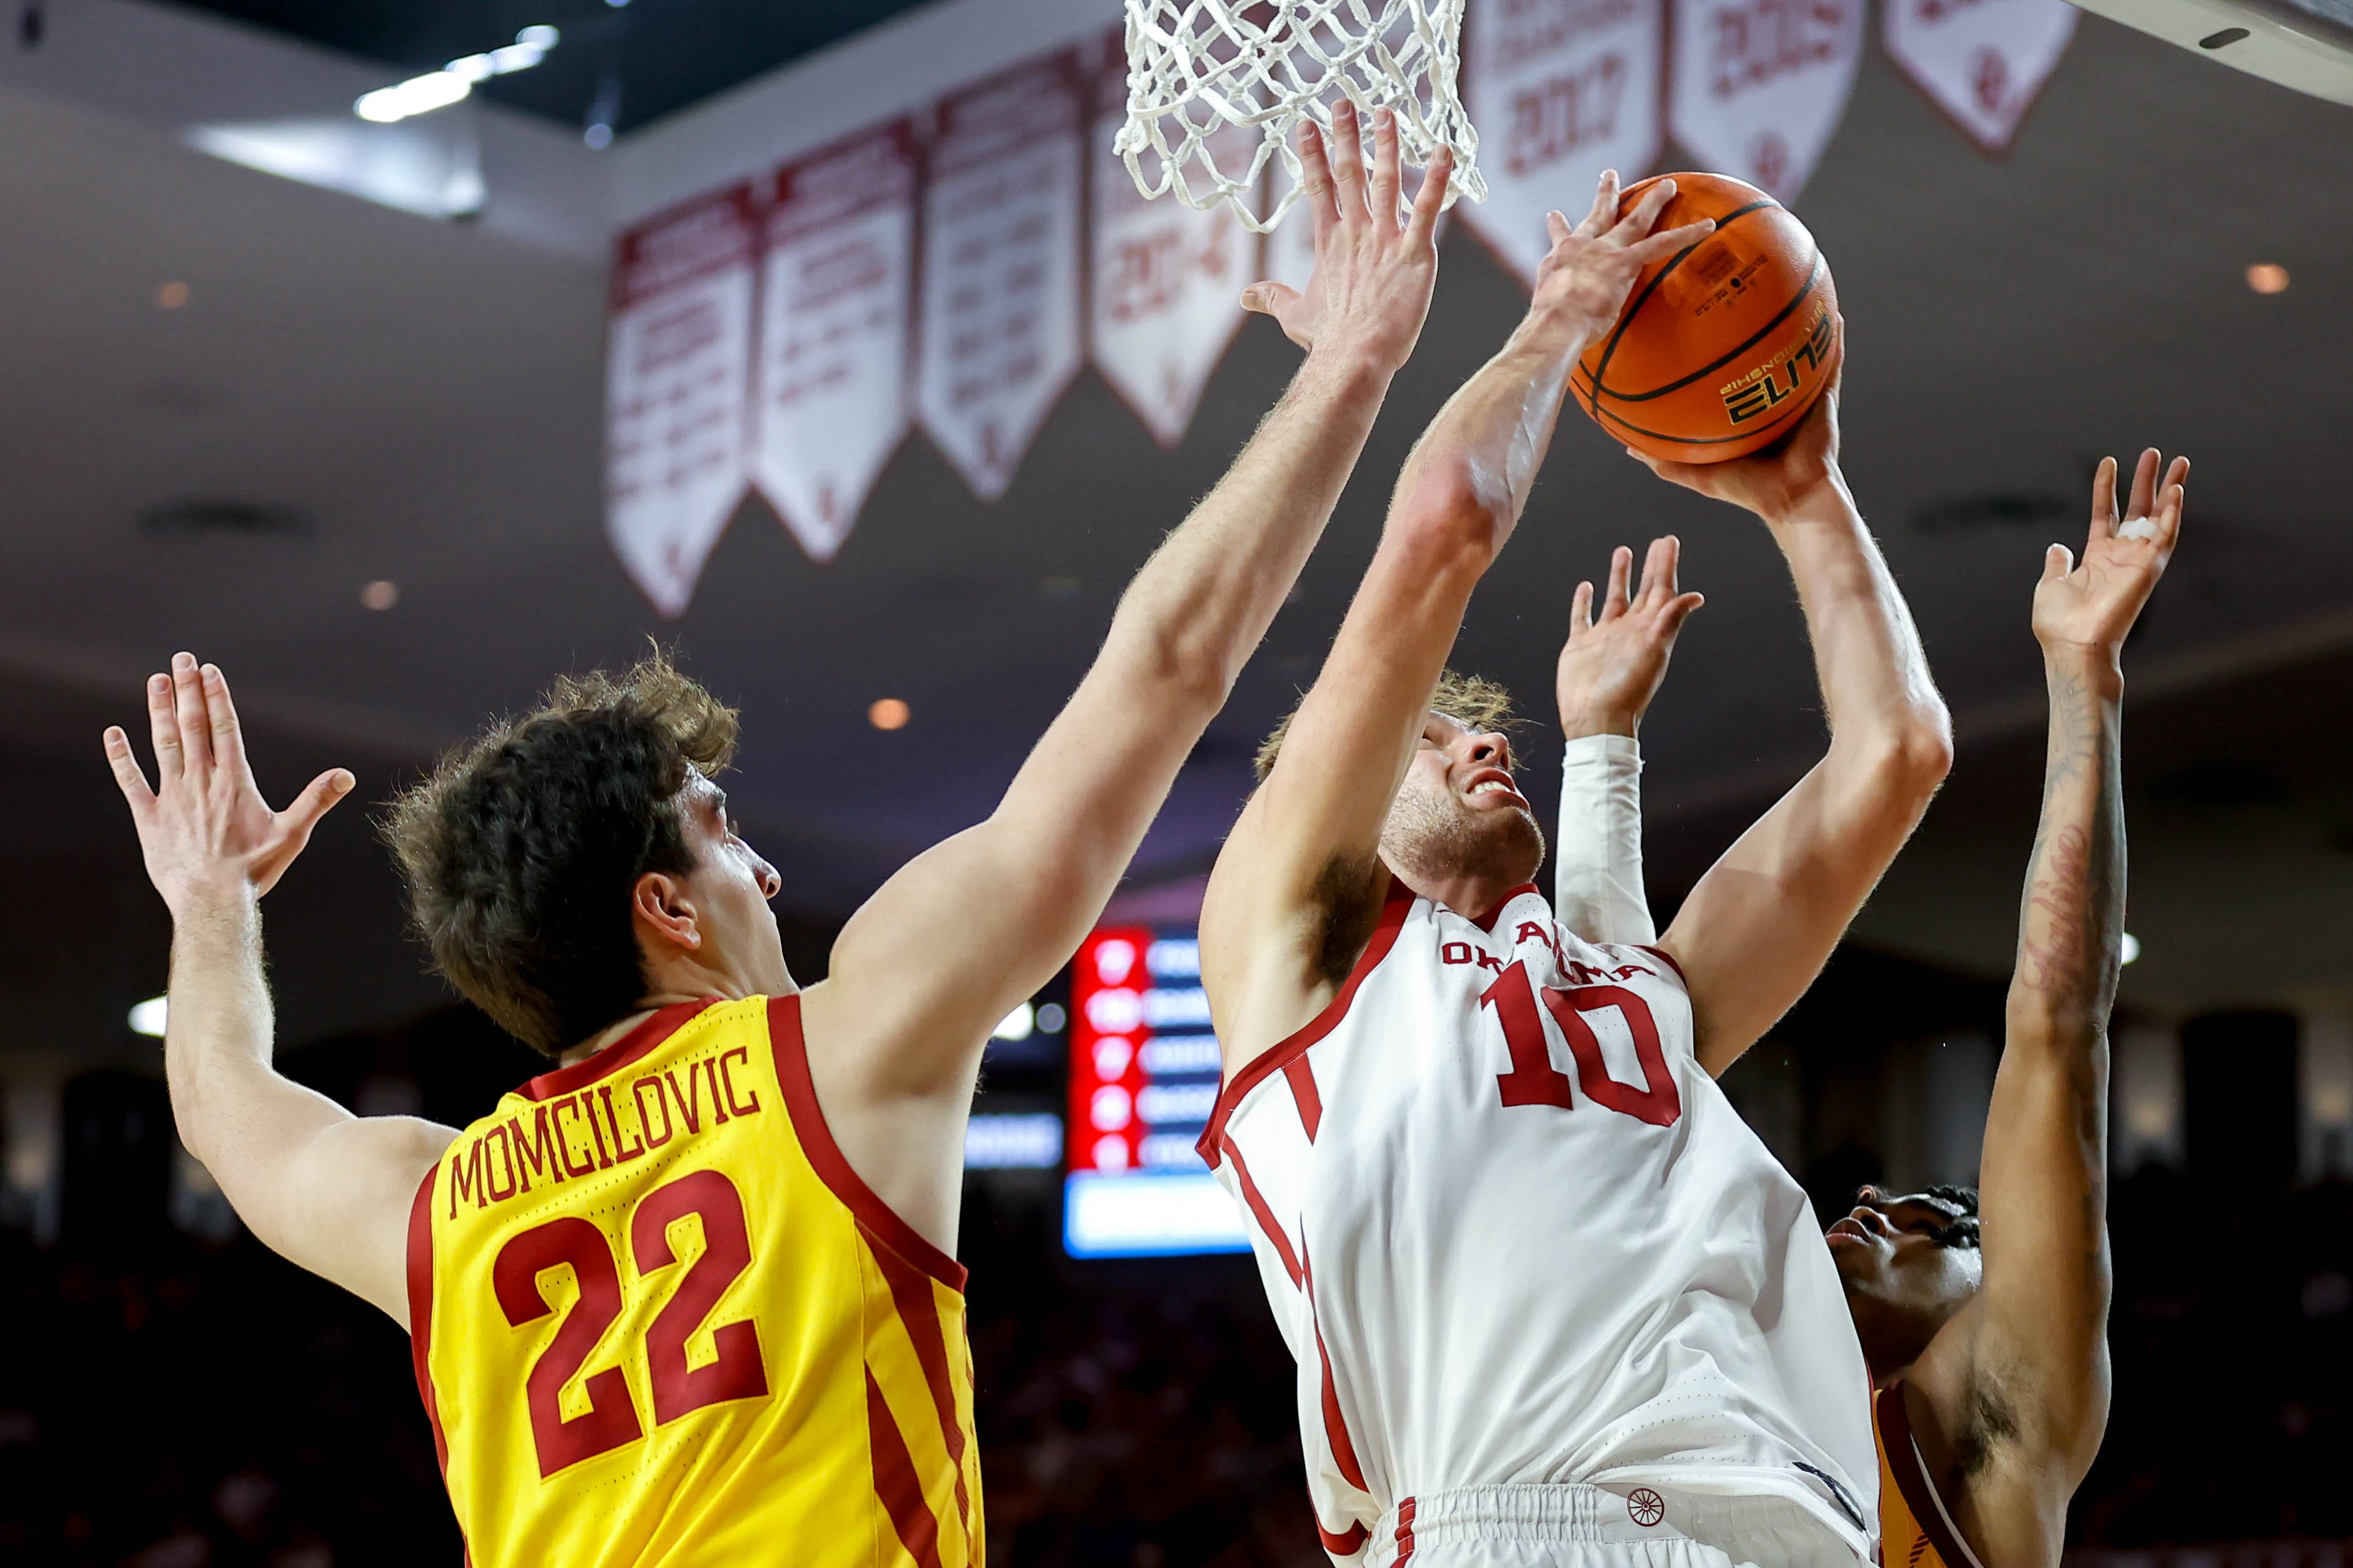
[103,654,353,916]
[1557,535,1705,739]
[2034,448,2187,657]
[1625,346,1847,522]
[1525,173,1716,354]
[1241,101,1450,373]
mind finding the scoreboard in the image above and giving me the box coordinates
[1063,925,1249,1258]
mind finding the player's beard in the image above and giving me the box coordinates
[1380,779,1546,889]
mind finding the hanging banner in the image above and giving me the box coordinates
[751,122,918,563]
[916,53,1087,500]
[1667,0,1865,201]
[1089,39,1256,447]
[606,186,758,617]
[1462,0,1665,285]
[1883,0,2076,153]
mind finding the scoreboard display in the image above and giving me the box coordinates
[1063,925,1249,1258]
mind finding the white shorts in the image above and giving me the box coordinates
[1360,1485,1870,1568]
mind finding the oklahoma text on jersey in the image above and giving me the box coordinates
[408,995,982,1568]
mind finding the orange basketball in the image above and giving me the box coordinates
[1572,172,1841,465]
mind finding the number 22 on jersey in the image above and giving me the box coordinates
[496,1168,769,1478]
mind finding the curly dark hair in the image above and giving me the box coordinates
[382,652,739,1058]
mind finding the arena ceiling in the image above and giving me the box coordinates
[0,4,2349,1052]
[166,0,933,133]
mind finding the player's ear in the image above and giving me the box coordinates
[631,870,703,953]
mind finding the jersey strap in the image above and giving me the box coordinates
[1198,881,1415,1166]
[1876,1382,1983,1568]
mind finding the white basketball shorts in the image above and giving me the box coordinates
[1359,1485,1870,1568]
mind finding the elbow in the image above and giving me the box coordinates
[1392,452,1512,567]
[1844,702,1953,811]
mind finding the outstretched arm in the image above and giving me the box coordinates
[105,657,455,1327]
[1203,176,1715,1058]
[801,108,1448,1238]
[1641,384,1955,1073]
[1550,536,1702,942]
[1913,450,2185,1560]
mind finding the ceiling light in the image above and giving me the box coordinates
[155,281,190,310]
[584,123,613,149]
[361,580,399,611]
[869,698,910,731]
[354,28,561,124]
[130,996,168,1037]
[2120,933,2141,964]
[2247,264,2290,295]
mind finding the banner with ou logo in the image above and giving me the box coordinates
[751,122,918,564]
[1666,0,1866,202]
[1461,0,1665,286]
[605,186,758,617]
[1883,0,2077,153]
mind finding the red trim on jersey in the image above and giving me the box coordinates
[1393,1495,1419,1567]
[516,998,713,1102]
[1304,1253,1370,1494]
[1635,943,1689,986]
[1283,1056,1324,1141]
[866,1228,974,1538]
[1222,1136,1303,1288]
[770,994,970,1292]
[1197,884,1414,1166]
[1878,1381,1979,1568]
[405,1164,453,1485]
[1466,882,1542,934]
[866,1366,945,1568]
[1318,1518,1371,1555]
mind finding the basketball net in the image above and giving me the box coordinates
[1116,0,1485,233]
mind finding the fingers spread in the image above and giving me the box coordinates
[1297,122,1338,244]
[283,767,356,839]
[1642,536,1677,605]
[1408,145,1451,246]
[1603,545,1633,617]
[2045,542,2076,580]
[1570,579,1594,636]
[1610,177,1677,243]
[2125,448,2161,522]
[171,654,214,774]
[146,672,181,777]
[1659,590,1705,636]
[104,726,156,814]
[1329,100,1366,221]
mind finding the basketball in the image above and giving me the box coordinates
[1572,172,1841,465]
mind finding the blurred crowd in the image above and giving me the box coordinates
[1,1165,2349,1564]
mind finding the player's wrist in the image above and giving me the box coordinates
[2038,639,2126,688]
[1298,335,1401,395]
[165,870,261,927]
[1559,703,1639,740]
[1753,468,1853,527]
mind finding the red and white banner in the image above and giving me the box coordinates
[1667,0,1866,201]
[916,54,1087,500]
[1090,43,1255,448]
[1883,0,2076,153]
[606,186,759,617]
[1462,0,1664,285]
[751,123,918,563]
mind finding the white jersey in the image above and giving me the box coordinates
[1200,882,1876,1565]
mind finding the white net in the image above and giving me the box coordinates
[1116,0,1485,233]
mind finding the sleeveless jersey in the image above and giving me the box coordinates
[1875,1383,1978,1568]
[1200,884,1878,1564]
[407,994,983,1568]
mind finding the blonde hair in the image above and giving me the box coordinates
[1253,669,1518,784]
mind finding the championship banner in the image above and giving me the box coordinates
[1883,0,2076,154]
[1462,0,1665,285]
[752,122,919,563]
[606,186,759,617]
[916,53,1087,501]
[1089,39,1255,447]
[1666,0,1866,201]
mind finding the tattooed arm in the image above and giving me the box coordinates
[1907,449,2186,1568]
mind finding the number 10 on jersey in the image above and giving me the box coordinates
[1480,961,1682,1127]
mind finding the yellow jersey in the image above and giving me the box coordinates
[1875,1382,1979,1568]
[406,994,983,1568]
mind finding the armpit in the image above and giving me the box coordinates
[1306,852,1386,988]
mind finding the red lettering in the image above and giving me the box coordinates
[1483,961,1575,1108]
[662,1068,705,1135]
[550,1096,599,1178]
[1442,941,1476,966]
[509,1110,557,1192]
[483,1123,520,1203]
[633,1077,674,1150]
[599,1086,647,1163]
[706,1058,731,1126]
[631,1170,768,1424]
[584,1091,615,1169]
[1477,951,1505,973]
[493,1216,642,1476]
[718,1046,760,1118]
[447,1138,484,1218]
